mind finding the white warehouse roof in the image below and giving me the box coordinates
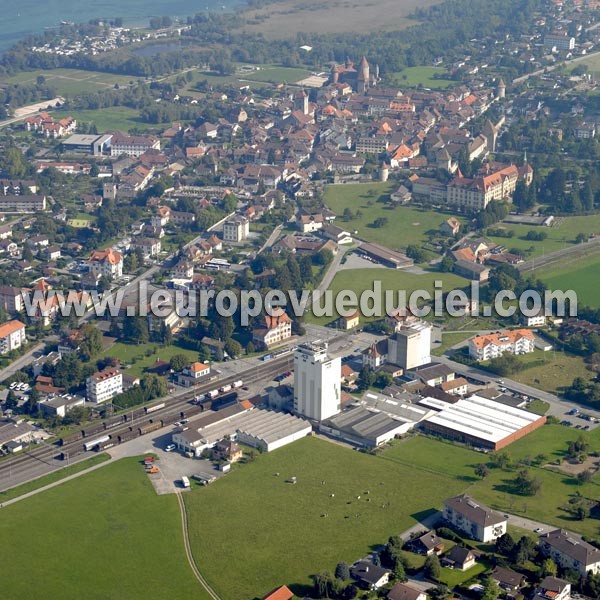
[420,394,543,445]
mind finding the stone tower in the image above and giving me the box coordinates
[379,161,389,182]
[497,78,506,99]
[357,56,370,93]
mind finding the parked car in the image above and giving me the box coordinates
[165,444,176,452]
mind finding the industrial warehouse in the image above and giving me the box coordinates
[418,393,547,450]
[172,407,312,456]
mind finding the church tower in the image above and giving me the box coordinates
[497,78,506,99]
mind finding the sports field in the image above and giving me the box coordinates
[184,436,466,599]
[324,182,462,249]
[0,458,207,600]
[53,107,146,133]
[6,68,136,96]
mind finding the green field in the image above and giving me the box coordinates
[324,182,462,250]
[243,65,312,84]
[0,458,208,600]
[431,331,474,356]
[486,215,600,259]
[387,66,457,89]
[538,249,600,309]
[507,350,593,394]
[383,429,600,538]
[0,453,109,502]
[184,436,466,599]
[6,68,137,96]
[52,106,146,133]
[102,342,200,378]
[306,267,469,325]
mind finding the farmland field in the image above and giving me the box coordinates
[0,457,208,600]
[507,350,593,394]
[383,429,600,538]
[240,0,443,38]
[486,214,600,259]
[6,68,137,96]
[324,182,463,249]
[184,436,466,599]
[537,249,600,308]
[387,66,457,89]
[242,65,312,84]
[53,106,149,133]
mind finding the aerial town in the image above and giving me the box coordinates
[0,0,600,599]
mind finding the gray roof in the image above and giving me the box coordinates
[538,576,570,593]
[0,420,33,446]
[350,561,389,585]
[387,582,424,600]
[410,362,454,382]
[540,529,600,567]
[444,494,506,527]
[323,407,406,441]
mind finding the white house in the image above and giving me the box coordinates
[88,248,124,279]
[539,529,600,577]
[0,320,26,354]
[443,494,507,542]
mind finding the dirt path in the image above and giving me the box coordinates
[175,491,222,600]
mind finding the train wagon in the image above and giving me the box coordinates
[98,438,116,450]
[210,392,238,412]
[103,415,124,430]
[118,429,138,443]
[82,423,105,438]
[160,413,180,427]
[205,389,219,400]
[83,435,111,452]
[232,380,243,389]
[219,384,232,394]
[131,407,147,420]
[145,402,166,414]
[138,421,162,436]
[182,404,203,419]
[59,430,84,446]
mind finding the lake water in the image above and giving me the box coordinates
[0,0,240,53]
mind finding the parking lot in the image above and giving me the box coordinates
[108,425,226,495]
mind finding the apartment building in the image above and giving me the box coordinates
[468,329,535,361]
[86,367,123,404]
[0,320,26,354]
[443,494,507,542]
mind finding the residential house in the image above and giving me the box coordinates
[337,311,359,330]
[491,566,526,595]
[261,585,294,600]
[212,439,243,463]
[387,582,428,600]
[177,362,211,387]
[253,309,292,348]
[0,285,25,312]
[442,546,477,571]
[350,561,391,590]
[362,339,388,370]
[131,237,161,258]
[407,531,445,556]
[440,377,468,396]
[443,494,507,542]
[534,576,571,600]
[88,248,124,279]
[440,217,461,236]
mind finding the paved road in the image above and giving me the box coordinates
[256,223,283,255]
[434,355,600,426]
[0,342,45,383]
[513,48,600,84]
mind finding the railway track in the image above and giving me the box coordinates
[0,355,293,488]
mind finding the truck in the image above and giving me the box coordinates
[181,476,191,488]
[232,380,243,389]
[83,435,111,452]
